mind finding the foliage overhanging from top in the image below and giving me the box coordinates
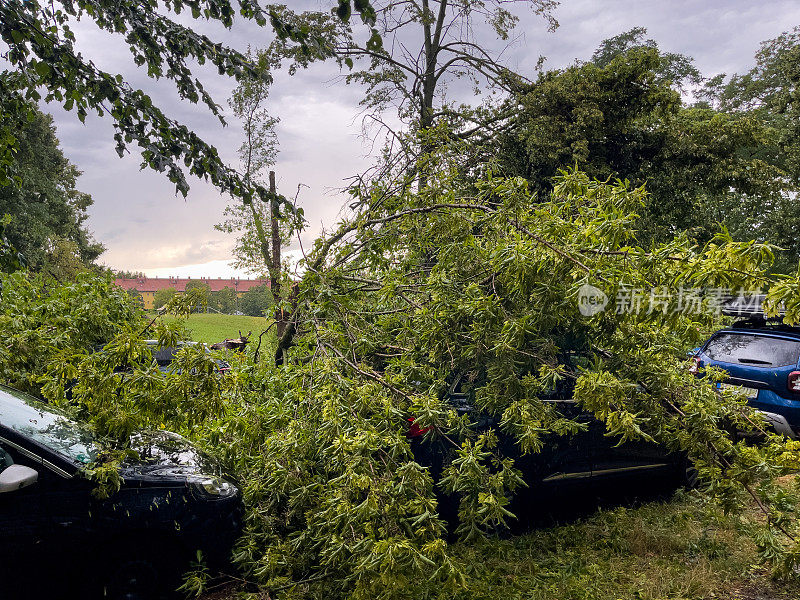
[0,0,376,202]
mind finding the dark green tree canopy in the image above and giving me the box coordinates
[497,38,797,267]
[499,47,680,194]
[591,26,702,90]
[0,216,25,274]
[239,283,273,316]
[209,286,238,314]
[153,286,178,310]
[0,92,104,271]
[184,279,211,312]
[704,27,800,185]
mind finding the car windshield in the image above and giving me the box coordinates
[148,342,196,366]
[704,333,800,368]
[0,386,98,464]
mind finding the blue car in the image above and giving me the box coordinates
[691,314,800,438]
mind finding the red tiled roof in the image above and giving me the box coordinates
[114,277,270,293]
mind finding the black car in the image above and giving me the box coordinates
[0,384,242,599]
[409,361,690,528]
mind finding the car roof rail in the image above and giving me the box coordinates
[731,317,800,333]
[732,315,777,327]
[731,316,767,328]
[721,293,800,332]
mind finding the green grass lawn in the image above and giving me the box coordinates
[163,313,271,344]
[448,490,800,600]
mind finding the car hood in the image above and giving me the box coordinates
[120,430,223,478]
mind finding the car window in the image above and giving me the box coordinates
[152,347,178,366]
[0,443,12,469]
[704,333,800,367]
[565,351,591,370]
[0,387,98,464]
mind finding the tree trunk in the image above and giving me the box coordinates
[269,170,286,339]
[418,0,446,190]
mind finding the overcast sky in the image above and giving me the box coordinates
[44,0,800,278]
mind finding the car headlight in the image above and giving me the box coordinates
[190,476,237,499]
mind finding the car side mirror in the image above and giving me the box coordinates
[0,464,38,493]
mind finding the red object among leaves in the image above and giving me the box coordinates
[407,417,432,437]
[788,371,800,393]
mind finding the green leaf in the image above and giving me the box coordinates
[336,0,351,22]
[34,62,51,78]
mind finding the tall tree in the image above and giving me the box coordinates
[218,51,298,337]
[496,40,796,264]
[704,27,800,189]
[184,280,211,313]
[268,1,559,183]
[153,287,177,311]
[0,90,104,271]
[219,54,286,294]
[696,28,800,271]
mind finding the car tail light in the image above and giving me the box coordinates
[407,417,432,438]
[788,371,800,393]
[689,356,701,375]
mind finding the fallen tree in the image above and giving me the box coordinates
[246,163,800,594]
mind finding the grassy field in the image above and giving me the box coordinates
[448,491,799,600]
[202,488,800,600]
[163,313,271,344]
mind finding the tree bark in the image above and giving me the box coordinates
[417,0,447,190]
[269,170,286,339]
